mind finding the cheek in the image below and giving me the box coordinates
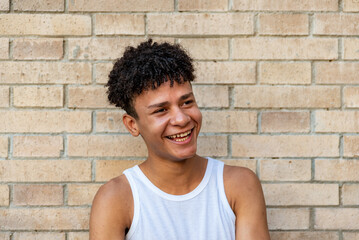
[144,116,170,134]
[193,109,202,130]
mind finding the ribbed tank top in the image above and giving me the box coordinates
[123,157,236,240]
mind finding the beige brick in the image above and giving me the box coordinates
[13,86,63,108]
[315,159,359,181]
[68,135,147,157]
[260,62,311,85]
[270,231,339,240]
[0,38,8,59]
[260,159,311,181]
[234,86,340,108]
[95,160,144,181]
[0,0,9,11]
[316,62,359,84]
[267,208,310,230]
[263,184,338,206]
[259,13,308,35]
[13,136,63,157]
[13,0,64,11]
[344,0,359,12]
[148,13,253,35]
[13,232,65,240]
[261,112,310,133]
[233,38,338,60]
[68,86,113,109]
[194,61,256,84]
[315,208,359,229]
[232,0,338,11]
[178,0,227,11]
[344,87,359,108]
[95,14,145,35]
[13,38,63,60]
[222,159,257,172]
[0,14,90,36]
[68,38,143,60]
[13,185,63,206]
[68,232,89,240]
[68,184,101,205]
[343,38,359,60]
[197,135,227,157]
[193,85,229,108]
[0,86,9,107]
[316,111,359,133]
[0,136,7,157]
[0,232,10,240]
[0,185,9,206]
[95,62,112,84]
[342,184,359,205]
[0,62,91,84]
[232,135,339,157]
[0,160,91,182]
[344,136,359,157]
[0,208,89,230]
[178,38,229,60]
[96,111,127,133]
[68,0,173,11]
[314,14,359,35]
[343,232,359,240]
[201,111,257,133]
[0,111,91,133]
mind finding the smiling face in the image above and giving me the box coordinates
[123,81,202,162]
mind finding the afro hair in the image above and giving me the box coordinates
[106,39,195,119]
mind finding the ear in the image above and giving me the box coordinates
[122,113,140,137]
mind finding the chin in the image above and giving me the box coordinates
[173,149,197,161]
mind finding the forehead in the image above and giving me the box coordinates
[133,81,193,108]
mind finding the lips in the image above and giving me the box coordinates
[166,128,193,142]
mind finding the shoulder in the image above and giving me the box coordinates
[93,174,133,204]
[223,164,263,209]
[90,174,133,239]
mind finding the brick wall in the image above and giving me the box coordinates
[0,0,358,239]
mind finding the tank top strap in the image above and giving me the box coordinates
[123,168,140,239]
[211,158,236,220]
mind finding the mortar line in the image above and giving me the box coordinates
[339,0,344,12]
[338,37,343,60]
[9,0,13,12]
[228,0,233,11]
[92,159,97,182]
[8,38,13,60]
[63,183,68,206]
[144,13,148,39]
[309,207,315,230]
[311,158,315,181]
[308,13,314,37]
[339,231,343,240]
[174,0,178,12]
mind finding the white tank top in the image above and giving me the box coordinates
[123,157,236,240]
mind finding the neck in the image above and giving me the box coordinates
[139,155,208,195]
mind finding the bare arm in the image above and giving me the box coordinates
[224,166,270,240]
[90,175,133,240]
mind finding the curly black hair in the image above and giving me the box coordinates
[106,39,195,119]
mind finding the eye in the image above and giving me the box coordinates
[183,100,194,106]
[154,108,167,114]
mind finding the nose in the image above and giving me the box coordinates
[170,107,190,126]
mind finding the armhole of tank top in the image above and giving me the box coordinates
[217,162,236,221]
[123,170,140,240]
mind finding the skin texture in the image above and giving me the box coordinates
[90,81,270,240]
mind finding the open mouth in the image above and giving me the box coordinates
[166,128,193,142]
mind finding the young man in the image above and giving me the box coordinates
[90,40,270,240]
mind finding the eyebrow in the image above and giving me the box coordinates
[147,92,194,109]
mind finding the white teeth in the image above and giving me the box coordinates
[167,129,192,139]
